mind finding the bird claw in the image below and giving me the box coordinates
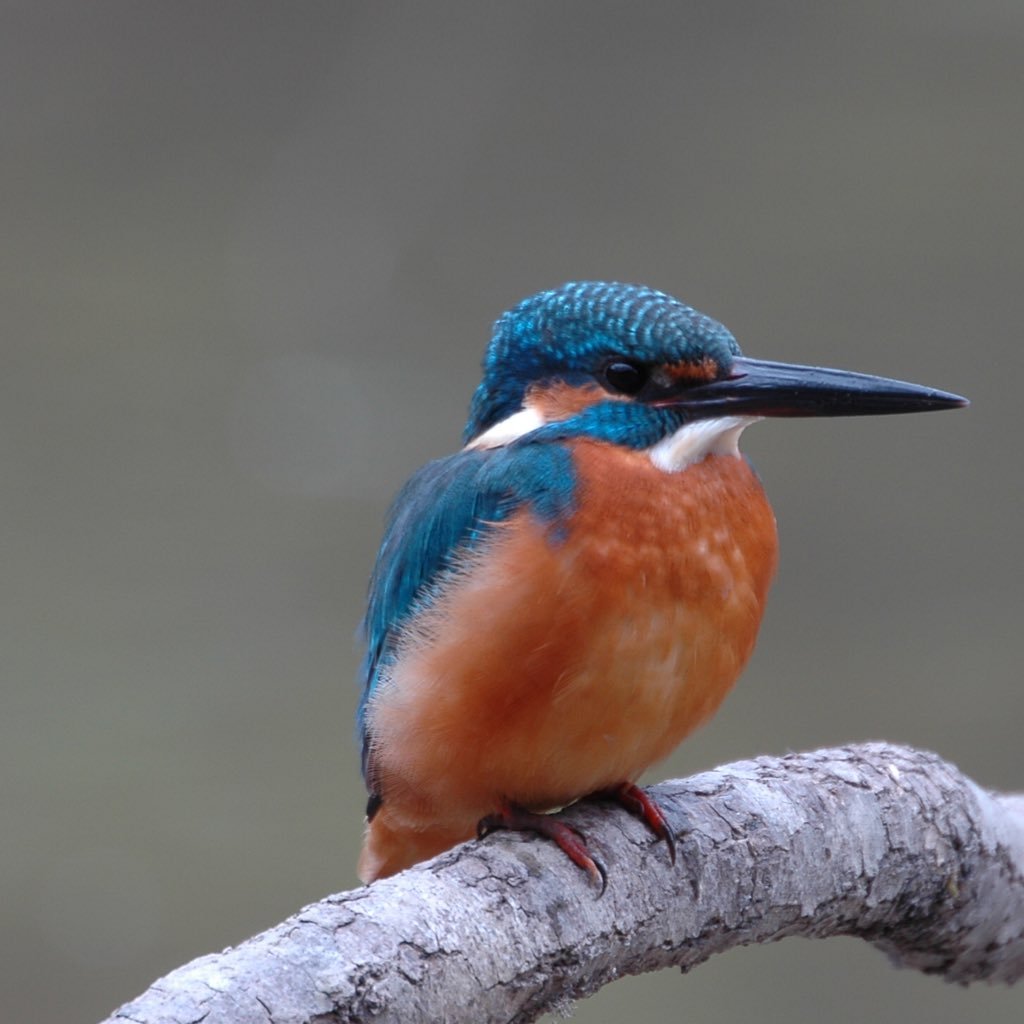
[591,782,678,865]
[476,799,608,894]
[475,783,674,894]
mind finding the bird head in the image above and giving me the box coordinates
[463,282,965,466]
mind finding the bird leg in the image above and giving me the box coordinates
[477,798,607,893]
[588,782,678,865]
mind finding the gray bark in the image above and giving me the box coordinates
[103,743,1024,1024]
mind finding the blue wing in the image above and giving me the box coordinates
[357,439,578,788]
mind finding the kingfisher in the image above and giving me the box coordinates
[355,281,966,887]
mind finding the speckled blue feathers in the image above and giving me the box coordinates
[465,281,741,442]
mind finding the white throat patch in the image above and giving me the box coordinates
[647,415,761,472]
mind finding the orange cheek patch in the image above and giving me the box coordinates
[663,356,720,383]
[525,380,610,420]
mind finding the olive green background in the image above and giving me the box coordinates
[4,3,1022,1021]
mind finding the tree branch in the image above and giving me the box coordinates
[102,743,1024,1024]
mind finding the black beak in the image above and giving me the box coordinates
[661,356,968,419]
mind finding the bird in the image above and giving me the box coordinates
[355,281,966,887]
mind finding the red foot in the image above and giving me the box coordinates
[477,799,607,893]
[590,782,677,865]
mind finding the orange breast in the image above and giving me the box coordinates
[364,442,778,849]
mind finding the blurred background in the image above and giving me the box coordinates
[4,3,1022,1021]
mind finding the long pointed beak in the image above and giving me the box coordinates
[663,356,968,419]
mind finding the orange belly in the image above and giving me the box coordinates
[360,442,778,880]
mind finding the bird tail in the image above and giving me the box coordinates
[358,806,475,882]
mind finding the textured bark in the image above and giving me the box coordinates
[104,743,1024,1024]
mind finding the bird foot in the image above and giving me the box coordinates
[477,799,607,893]
[589,782,677,865]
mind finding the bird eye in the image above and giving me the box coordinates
[601,359,647,395]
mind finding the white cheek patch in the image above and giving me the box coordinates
[464,405,546,450]
[648,415,761,472]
